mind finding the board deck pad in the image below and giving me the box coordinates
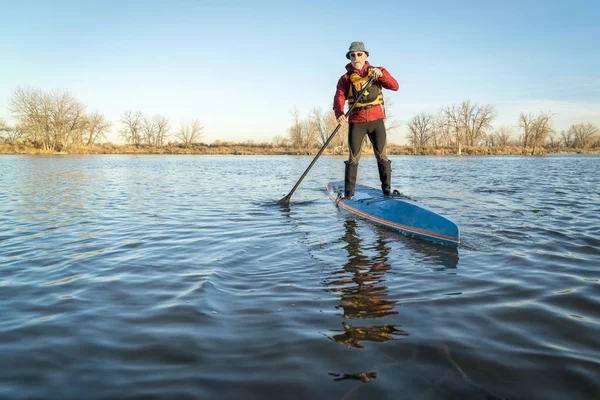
[327,181,460,247]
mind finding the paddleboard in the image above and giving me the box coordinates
[327,181,460,247]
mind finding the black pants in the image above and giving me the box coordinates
[347,118,388,165]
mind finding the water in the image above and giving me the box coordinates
[1,154,599,400]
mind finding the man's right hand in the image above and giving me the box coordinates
[337,115,348,125]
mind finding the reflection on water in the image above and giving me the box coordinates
[328,371,378,382]
[324,219,465,385]
[330,222,399,320]
[329,322,406,349]
[324,220,407,383]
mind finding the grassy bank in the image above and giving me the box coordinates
[1,142,599,156]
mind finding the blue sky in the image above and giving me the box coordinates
[1,0,599,144]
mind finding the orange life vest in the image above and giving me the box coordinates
[347,67,384,110]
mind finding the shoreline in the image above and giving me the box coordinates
[1,143,599,156]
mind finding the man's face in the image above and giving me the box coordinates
[349,52,367,70]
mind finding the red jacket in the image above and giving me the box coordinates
[333,61,399,123]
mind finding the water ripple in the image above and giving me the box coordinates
[0,154,599,399]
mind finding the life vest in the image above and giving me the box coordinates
[347,67,384,110]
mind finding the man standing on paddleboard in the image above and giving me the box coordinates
[333,41,399,199]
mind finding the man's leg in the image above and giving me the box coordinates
[368,119,392,196]
[345,122,368,198]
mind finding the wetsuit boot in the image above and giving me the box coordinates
[378,160,392,196]
[344,161,358,199]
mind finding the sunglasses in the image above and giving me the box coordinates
[349,52,364,58]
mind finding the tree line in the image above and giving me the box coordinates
[0,87,205,151]
[274,107,347,151]
[3,87,599,155]
[285,99,600,155]
[405,100,599,155]
[280,101,401,152]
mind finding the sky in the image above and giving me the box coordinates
[1,0,599,144]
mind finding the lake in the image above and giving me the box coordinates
[0,154,598,399]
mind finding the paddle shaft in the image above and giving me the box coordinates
[278,75,376,204]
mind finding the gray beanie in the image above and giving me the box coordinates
[346,41,369,59]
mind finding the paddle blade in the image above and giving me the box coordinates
[276,195,291,205]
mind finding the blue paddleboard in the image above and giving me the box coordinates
[327,181,460,247]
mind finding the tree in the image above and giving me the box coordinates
[327,110,348,150]
[303,113,318,150]
[493,126,513,147]
[455,100,496,146]
[120,110,144,145]
[443,103,463,154]
[83,112,111,145]
[272,135,285,147]
[10,87,87,151]
[154,115,170,146]
[383,97,401,135]
[569,123,599,148]
[311,107,329,148]
[138,115,169,146]
[406,113,435,153]
[287,107,304,148]
[546,131,560,149]
[50,90,86,150]
[467,103,496,146]
[519,113,535,150]
[176,119,204,146]
[0,118,12,142]
[530,113,553,155]
[141,115,157,146]
[560,129,574,148]
[433,111,452,147]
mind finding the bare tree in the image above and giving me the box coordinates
[560,129,573,148]
[530,113,553,155]
[456,100,496,146]
[272,135,285,147]
[546,131,560,149]
[310,107,329,148]
[83,112,111,145]
[120,110,144,145]
[569,123,599,148]
[407,112,435,153]
[303,114,318,150]
[443,103,463,154]
[483,132,496,147]
[50,90,86,150]
[141,116,157,146]
[433,111,452,147]
[327,110,348,150]
[0,118,12,142]
[10,87,49,148]
[10,87,87,151]
[493,126,513,147]
[287,107,303,148]
[176,119,204,146]
[154,115,169,146]
[468,103,496,146]
[383,97,401,134]
[519,113,535,150]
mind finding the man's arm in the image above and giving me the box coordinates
[377,67,399,91]
[333,75,349,120]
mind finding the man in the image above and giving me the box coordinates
[333,41,399,199]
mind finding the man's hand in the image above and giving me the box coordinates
[370,68,383,79]
[337,115,348,125]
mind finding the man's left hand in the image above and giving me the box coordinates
[371,68,383,79]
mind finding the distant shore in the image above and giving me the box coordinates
[1,142,599,156]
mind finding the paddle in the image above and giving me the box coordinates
[277,74,376,205]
